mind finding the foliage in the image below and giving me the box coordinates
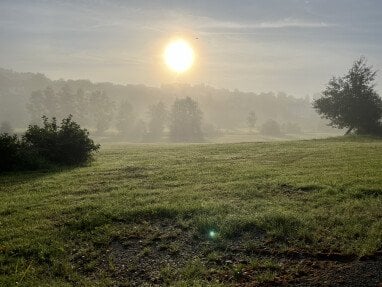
[88,91,114,135]
[0,116,99,172]
[27,86,58,123]
[0,133,44,172]
[0,133,22,172]
[260,119,282,136]
[3,68,325,132]
[56,115,100,164]
[24,115,100,165]
[313,57,382,135]
[169,97,203,142]
[115,100,147,141]
[116,100,136,137]
[146,101,168,140]
[27,86,113,134]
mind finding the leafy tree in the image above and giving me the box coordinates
[313,57,382,135]
[74,88,89,126]
[88,90,114,135]
[27,90,45,123]
[170,97,203,142]
[116,100,136,137]
[27,87,58,123]
[0,121,13,134]
[147,102,167,140]
[247,110,257,130]
[57,85,78,120]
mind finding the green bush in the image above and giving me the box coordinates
[24,116,100,165]
[0,133,21,172]
[0,115,99,172]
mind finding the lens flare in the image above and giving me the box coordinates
[209,230,217,239]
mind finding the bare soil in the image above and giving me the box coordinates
[72,220,382,286]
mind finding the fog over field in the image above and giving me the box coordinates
[0,0,381,142]
[1,1,382,286]
[0,68,337,141]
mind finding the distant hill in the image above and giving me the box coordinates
[0,68,329,132]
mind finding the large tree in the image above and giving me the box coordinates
[169,97,203,142]
[27,87,58,123]
[116,100,137,138]
[147,101,167,140]
[27,86,88,126]
[313,57,382,135]
[88,90,114,135]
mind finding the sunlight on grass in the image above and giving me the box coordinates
[0,137,381,285]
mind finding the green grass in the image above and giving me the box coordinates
[0,136,381,286]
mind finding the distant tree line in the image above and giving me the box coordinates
[25,83,314,142]
[28,86,114,135]
[2,58,380,142]
[0,68,330,135]
[27,86,206,142]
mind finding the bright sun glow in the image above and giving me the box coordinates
[164,39,194,73]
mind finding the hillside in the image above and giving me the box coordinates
[0,68,329,134]
[1,137,381,286]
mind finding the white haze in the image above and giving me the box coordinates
[0,0,381,97]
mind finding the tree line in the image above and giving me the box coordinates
[27,86,205,142]
[24,86,310,141]
[0,68,327,134]
[2,57,380,139]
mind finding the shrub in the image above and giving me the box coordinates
[56,116,100,164]
[0,133,21,172]
[0,115,99,172]
[23,115,100,165]
[0,133,48,172]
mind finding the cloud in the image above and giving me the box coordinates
[196,17,330,31]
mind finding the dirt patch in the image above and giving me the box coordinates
[71,220,382,286]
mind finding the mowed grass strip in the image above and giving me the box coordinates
[0,137,381,285]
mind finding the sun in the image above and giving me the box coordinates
[164,39,195,73]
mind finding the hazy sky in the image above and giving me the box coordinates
[1,0,382,97]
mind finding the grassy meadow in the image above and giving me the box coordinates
[1,137,381,286]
